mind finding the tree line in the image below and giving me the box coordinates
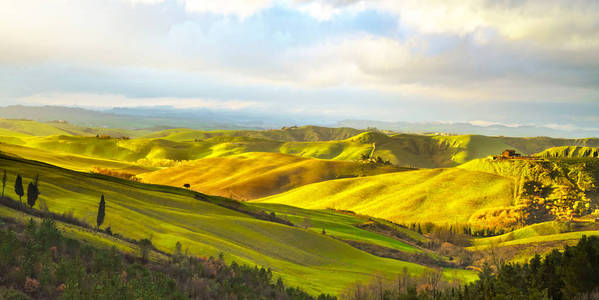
[342,235,599,299]
[1,170,40,210]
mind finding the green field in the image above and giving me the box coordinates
[255,168,515,225]
[536,146,599,159]
[0,142,149,174]
[251,203,423,253]
[0,205,167,261]
[0,118,150,138]
[142,125,364,142]
[472,221,599,249]
[0,154,475,295]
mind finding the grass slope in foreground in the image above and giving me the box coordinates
[0,214,330,299]
[139,152,406,200]
[0,154,475,295]
[255,168,515,225]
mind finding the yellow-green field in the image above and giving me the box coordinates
[139,152,406,200]
[471,221,599,249]
[251,203,424,253]
[0,205,166,261]
[0,154,475,295]
[142,125,364,142]
[467,221,599,264]
[0,142,149,174]
[536,146,599,159]
[0,118,150,138]
[255,168,516,225]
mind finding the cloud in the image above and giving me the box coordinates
[1,0,598,126]
[287,0,599,49]
[17,93,261,110]
[183,0,274,19]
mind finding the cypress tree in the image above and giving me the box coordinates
[97,194,106,229]
[27,182,39,208]
[14,175,24,203]
[1,169,6,199]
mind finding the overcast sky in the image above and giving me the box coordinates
[1,0,598,130]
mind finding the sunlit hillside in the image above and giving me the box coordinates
[138,152,407,200]
[255,168,515,225]
[0,118,149,138]
[0,142,149,174]
[143,125,364,142]
[2,119,598,169]
[536,146,599,159]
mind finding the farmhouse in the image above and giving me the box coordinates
[493,149,540,161]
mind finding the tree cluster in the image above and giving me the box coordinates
[343,235,599,299]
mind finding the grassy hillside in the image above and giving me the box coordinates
[0,205,166,261]
[143,125,364,142]
[469,221,599,264]
[139,152,406,200]
[0,154,474,295]
[536,146,599,159]
[250,203,424,254]
[0,119,72,136]
[0,142,149,174]
[501,136,599,154]
[2,123,598,169]
[471,221,568,248]
[0,212,329,299]
[0,118,149,138]
[255,168,515,225]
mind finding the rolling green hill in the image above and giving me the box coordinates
[0,119,73,136]
[143,125,364,142]
[2,121,598,169]
[0,118,150,138]
[468,221,599,264]
[139,152,407,200]
[536,146,599,159]
[0,142,149,174]
[255,168,515,225]
[0,154,475,295]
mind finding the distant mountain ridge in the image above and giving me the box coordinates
[2,105,597,138]
[338,120,599,139]
[0,105,257,130]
